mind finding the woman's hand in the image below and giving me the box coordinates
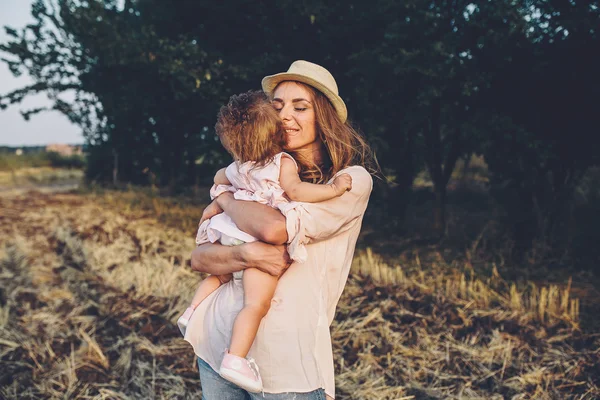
[191,241,291,276]
[240,241,291,277]
[199,200,224,226]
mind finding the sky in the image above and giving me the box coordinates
[0,0,83,147]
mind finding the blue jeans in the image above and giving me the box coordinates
[198,358,327,400]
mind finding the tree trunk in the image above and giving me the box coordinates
[460,154,472,185]
[423,98,463,238]
[112,148,118,186]
[433,182,447,235]
[424,99,444,236]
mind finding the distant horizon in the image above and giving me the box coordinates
[1,142,85,148]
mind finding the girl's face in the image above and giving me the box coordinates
[272,81,319,154]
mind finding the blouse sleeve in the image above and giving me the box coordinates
[278,166,373,262]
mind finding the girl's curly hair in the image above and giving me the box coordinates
[215,91,286,165]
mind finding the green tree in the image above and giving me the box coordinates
[340,0,528,236]
[1,0,337,188]
[2,0,229,187]
[3,0,598,262]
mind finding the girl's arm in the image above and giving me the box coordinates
[285,166,373,244]
[191,241,291,277]
[214,167,230,185]
[214,192,288,245]
[279,156,352,202]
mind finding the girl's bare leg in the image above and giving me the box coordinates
[189,274,232,309]
[179,274,232,336]
[228,268,278,357]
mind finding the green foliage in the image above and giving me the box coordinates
[344,0,530,234]
[0,150,85,171]
[572,168,600,268]
[46,151,86,169]
[478,0,600,257]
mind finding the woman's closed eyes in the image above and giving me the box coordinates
[271,99,310,113]
[271,106,307,113]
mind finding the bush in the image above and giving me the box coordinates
[45,151,86,169]
[571,167,600,271]
[0,151,86,171]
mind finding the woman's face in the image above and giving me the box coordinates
[271,81,318,153]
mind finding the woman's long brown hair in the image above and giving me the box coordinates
[286,82,378,183]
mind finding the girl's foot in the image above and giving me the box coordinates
[177,307,194,336]
[219,351,263,393]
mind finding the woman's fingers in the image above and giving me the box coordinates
[260,244,290,277]
[242,242,291,276]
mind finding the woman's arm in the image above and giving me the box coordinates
[215,192,288,245]
[191,241,291,276]
[279,156,352,202]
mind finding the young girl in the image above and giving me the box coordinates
[177,90,352,393]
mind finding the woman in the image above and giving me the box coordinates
[185,60,374,400]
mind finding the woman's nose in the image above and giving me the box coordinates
[279,106,292,121]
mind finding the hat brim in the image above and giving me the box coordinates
[261,72,348,123]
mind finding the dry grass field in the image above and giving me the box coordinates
[0,187,599,399]
[0,168,83,189]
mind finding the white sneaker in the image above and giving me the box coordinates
[219,351,263,393]
[177,307,194,336]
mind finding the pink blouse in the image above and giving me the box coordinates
[184,165,373,399]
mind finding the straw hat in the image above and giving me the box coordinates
[261,60,348,123]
